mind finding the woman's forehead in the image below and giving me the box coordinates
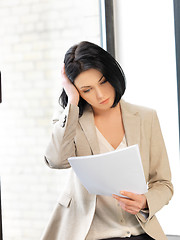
[74,69,103,88]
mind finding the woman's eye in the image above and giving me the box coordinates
[83,89,91,93]
[100,79,107,84]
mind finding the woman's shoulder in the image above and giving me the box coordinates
[120,99,156,120]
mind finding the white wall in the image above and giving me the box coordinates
[114,0,180,235]
[0,0,100,239]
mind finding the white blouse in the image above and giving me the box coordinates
[86,127,145,240]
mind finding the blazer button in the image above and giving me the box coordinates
[61,115,67,128]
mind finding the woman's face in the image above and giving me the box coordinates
[74,69,115,113]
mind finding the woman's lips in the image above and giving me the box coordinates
[100,98,109,104]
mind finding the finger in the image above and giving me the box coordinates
[120,191,139,201]
[112,194,119,200]
[112,195,132,209]
[120,199,143,213]
[124,208,138,215]
[61,63,65,74]
[116,197,132,205]
[112,194,127,202]
[121,192,147,210]
[113,195,141,214]
[113,195,142,212]
[114,196,137,210]
[113,194,133,204]
[119,203,139,215]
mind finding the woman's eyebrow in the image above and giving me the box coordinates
[98,75,104,82]
[80,75,104,89]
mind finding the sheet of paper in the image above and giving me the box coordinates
[68,144,147,197]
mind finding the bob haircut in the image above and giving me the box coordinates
[59,41,126,116]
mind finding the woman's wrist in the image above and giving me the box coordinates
[68,96,79,106]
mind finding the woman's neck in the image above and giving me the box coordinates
[93,102,125,149]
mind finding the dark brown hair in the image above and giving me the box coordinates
[59,41,126,116]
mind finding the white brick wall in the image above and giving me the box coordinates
[0,0,100,239]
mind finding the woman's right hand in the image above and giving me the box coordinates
[61,64,80,106]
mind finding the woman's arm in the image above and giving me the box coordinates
[44,65,80,169]
[113,110,173,221]
[139,110,174,221]
[44,103,79,169]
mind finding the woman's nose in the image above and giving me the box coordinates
[95,87,103,100]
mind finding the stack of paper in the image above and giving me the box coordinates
[68,144,147,197]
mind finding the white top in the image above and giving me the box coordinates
[86,127,145,240]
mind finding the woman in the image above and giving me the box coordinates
[41,41,173,240]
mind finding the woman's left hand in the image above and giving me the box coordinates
[112,191,148,215]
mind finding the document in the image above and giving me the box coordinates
[68,144,147,197]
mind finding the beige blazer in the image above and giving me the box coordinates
[41,99,173,240]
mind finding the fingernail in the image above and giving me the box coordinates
[120,191,124,195]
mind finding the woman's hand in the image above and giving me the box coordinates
[61,64,80,106]
[112,191,148,215]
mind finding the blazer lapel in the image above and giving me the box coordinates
[79,105,100,155]
[120,100,141,148]
[79,100,141,154]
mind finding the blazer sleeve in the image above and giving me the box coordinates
[44,104,79,169]
[137,110,174,223]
